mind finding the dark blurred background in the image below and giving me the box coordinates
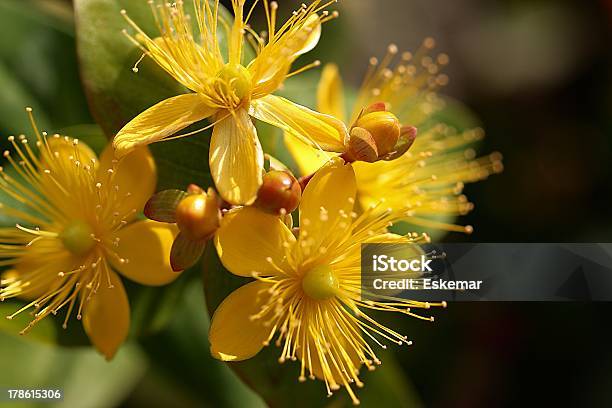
[0,0,611,407]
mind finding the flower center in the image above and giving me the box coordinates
[60,220,96,256]
[301,265,339,301]
[216,63,252,103]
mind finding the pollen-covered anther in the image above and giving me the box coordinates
[254,171,302,215]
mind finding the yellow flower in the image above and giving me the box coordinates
[0,109,179,360]
[115,0,348,205]
[286,40,503,233]
[209,159,443,404]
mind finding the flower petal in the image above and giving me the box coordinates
[82,269,129,360]
[98,144,157,219]
[209,109,264,205]
[291,14,322,58]
[251,95,347,152]
[209,280,271,361]
[113,94,215,158]
[45,135,98,169]
[1,239,72,301]
[317,64,345,121]
[110,220,179,286]
[284,135,331,177]
[299,159,356,260]
[214,207,295,277]
[249,14,321,95]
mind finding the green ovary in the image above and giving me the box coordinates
[301,265,339,301]
[60,220,96,256]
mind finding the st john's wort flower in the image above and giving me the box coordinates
[209,158,444,404]
[0,109,179,359]
[114,0,348,205]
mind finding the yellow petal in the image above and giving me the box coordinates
[298,159,356,260]
[249,14,321,95]
[1,239,72,301]
[209,109,263,205]
[317,64,345,121]
[291,14,322,58]
[44,135,98,170]
[97,144,157,220]
[251,95,348,152]
[284,135,331,177]
[209,280,271,361]
[214,207,295,277]
[113,94,215,158]
[110,220,180,286]
[82,269,129,360]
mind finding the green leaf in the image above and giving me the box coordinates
[75,0,187,136]
[0,330,147,408]
[139,279,266,408]
[0,302,57,344]
[0,62,51,142]
[125,265,199,339]
[0,1,92,135]
[358,351,424,408]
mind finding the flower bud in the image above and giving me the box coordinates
[255,171,301,215]
[355,111,401,156]
[175,189,221,241]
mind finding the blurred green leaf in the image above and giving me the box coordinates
[125,266,199,339]
[75,0,187,136]
[0,303,57,344]
[358,351,423,408]
[0,330,147,408]
[0,0,92,137]
[0,62,51,139]
[139,274,266,408]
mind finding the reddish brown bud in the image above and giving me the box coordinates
[175,189,221,241]
[355,111,401,156]
[255,171,301,215]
